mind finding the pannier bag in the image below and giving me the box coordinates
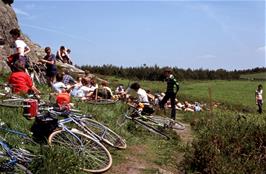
[23,99,38,119]
[30,112,58,143]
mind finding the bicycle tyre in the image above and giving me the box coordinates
[80,118,127,149]
[39,72,47,85]
[48,129,112,173]
[86,99,118,105]
[0,98,24,108]
[133,117,170,139]
[33,70,41,85]
[15,163,33,174]
[148,115,185,130]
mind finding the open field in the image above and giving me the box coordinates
[240,72,266,80]
[106,76,266,111]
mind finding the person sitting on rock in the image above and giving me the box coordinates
[56,46,69,63]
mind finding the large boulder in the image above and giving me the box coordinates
[0,0,45,72]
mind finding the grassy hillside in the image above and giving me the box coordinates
[0,75,266,173]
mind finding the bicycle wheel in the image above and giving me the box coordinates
[80,118,127,149]
[86,99,118,105]
[33,70,41,85]
[0,147,32,174]
[15,163,32,174]
[148,115,185,130]
[134,117,170,139]
[48,129,112,173]
[0,98,24,108]
[10,148,36,164]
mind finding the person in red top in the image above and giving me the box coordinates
[8,70,40,95]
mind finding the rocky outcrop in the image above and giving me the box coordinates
[0,0,44,72]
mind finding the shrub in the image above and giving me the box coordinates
[181,112,266,174]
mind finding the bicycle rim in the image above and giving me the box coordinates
[10,148,35,163]
[86,99,117,105]
[0,146,13,172]
[134,118,170,139]
[48,129,112,173]
[0,98,24,108]
[33,71,41,85]
[149,115,185,130]
[80,118,127,149]
[15,163,32,174]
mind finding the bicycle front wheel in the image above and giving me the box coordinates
[80,118,127,149]
[48,129,112,173]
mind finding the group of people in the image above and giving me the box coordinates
[0,28,264,118]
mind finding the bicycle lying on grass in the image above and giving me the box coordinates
[0,84,45,109]
[0,123,38,174]
[39,107,127,149]
[85,98,119,105]
[35,111,113,173]
[118,102,185,139]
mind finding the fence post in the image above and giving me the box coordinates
[208,86,213,116]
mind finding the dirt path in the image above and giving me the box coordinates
[107,123,193,174]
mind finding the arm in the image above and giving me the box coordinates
[174,79,179,94]
[56,50,64,62]
[24,46,30,55]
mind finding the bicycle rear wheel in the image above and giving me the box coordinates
[0,98,24,108]
[80,118,127,149]
[148,115,185,130]
[86,99,118,105]
[134,117,170,139]
[48,129,112,173]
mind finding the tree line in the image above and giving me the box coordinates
[80,64,266,81]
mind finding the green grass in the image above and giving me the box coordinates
[0,74,266,173]
[106,76,266,111]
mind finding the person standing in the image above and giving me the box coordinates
[40,47,57,86]
[9,28,30,71]
[255,84,263,114]
[159,68,179,120]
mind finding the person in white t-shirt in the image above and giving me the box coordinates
[127,82,154,115]
[9,28,30,71]
[52,73,67,93]
[255,84,263,114]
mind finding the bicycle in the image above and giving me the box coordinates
[28,62,47,85]
[41,107,127,149]
[39,112,113,173]
[0,85,45,108]
[118,102,185,139]
[85,98,119,105]
[0,124,39,174]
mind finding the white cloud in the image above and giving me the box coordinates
[257,46,266,52]
[21,23,94,45]
[13,7,29,16]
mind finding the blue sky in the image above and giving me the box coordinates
[13,1,265,70]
